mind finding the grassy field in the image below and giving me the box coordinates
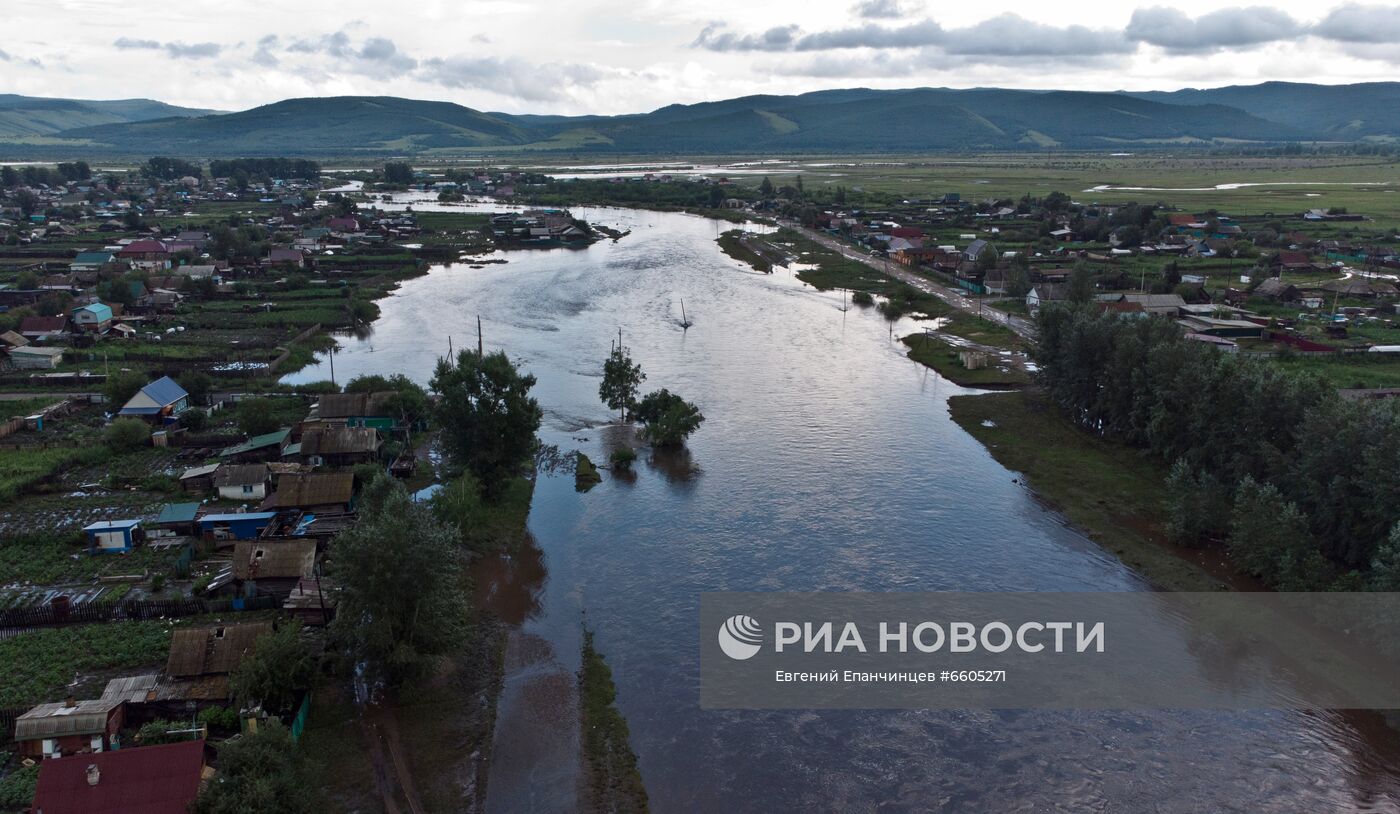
[937,312,1027,350]
[948,390,1230,592]
[902,334,1029,387]
[0,445,112,502]
[0,620,178,708]
[579,630,649,813]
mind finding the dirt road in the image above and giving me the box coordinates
[776,220,1038,340]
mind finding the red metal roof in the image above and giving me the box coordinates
[30,739,204,814]
[118,240,170,255]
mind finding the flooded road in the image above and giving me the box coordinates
[287,197,1400,812]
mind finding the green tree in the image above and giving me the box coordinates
[1228,477,1320,587]
[1371,523,1400,592]
[759,176,774,197]
[1068,265,1094,304]
[329,475,468,688]
[236,397,281,437]
[1164,460,1230,547]
[230,620,314,717]
[599,343,645,421]
[103,370,148,409]
[634,389,705,447]
[176,371,213,406]
[382,161,414,185]
[431,350,542,496]
[104,417,150,451]
[135,719,191,746]
[193,721,314,814]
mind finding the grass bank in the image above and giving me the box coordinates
[717,229,772,273]
[948,390,1230,591]
[902,334,1029,387]
[579,630,649,813]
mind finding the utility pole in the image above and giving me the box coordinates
[328,345,335,386]
[477,315,483,357]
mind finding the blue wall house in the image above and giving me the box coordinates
[197,512,278,543]
[83,519,142,553]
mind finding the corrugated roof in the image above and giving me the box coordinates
[197,511,277,524]
[15,699,121,740]
[83,519,140,532]
[155,503,200,524]
[101,674,159,703]
[219,428,290,458]
[138,376,188,408]
[179,463,220,480]
[233,539,316,580]
[316,391,396,419]
[269,471,355,508]
[214,463,268,488]
[165,622,273,677]
[31,739,204,814]
[300,426,380,456]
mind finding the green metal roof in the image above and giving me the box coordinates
[156,502,200,524]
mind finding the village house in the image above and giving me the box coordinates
[117,239,172,271]
[264,470,356,514]
[13,697,125,759]
[117,375,189,423]
[197,511,279,543]
[178,463,220,494]
[19,315,69,339]
[312,391,406,430]
[69,250,118,273]
[82,519,143,553]
[164,621,273,702]
[1027,283,1070,311]
[233,538,317,598]
[292,425,381,467]
[70,301,113,333]
[219,428,291,463]
[152,502,201,538]
[214,463,271,501]
[8,344,64,369]
[28,739,206,814]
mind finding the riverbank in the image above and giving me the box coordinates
[948,390,1236,592]
[902,333,1029,387]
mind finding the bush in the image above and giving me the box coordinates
[180,409,209,431]
[235,398,280,436]
[103,370,148,408]
[198,705,241,733]
[104,417,150,451]
[0,764,39,810]
[609,447,637,469]
[851,290,874,306]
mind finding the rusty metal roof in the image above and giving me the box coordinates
[233,539,316,580]
[164,621,273,678]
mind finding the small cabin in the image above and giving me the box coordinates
[82,519,142,553]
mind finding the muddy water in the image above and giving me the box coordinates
[286,197,1400,812]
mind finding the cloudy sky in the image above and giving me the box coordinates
[4,0,1399,115]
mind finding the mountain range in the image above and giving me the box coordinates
[2,82,1397,156]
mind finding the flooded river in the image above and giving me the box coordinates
[287,197,1400,812]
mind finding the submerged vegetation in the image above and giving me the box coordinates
[579,630,650,814]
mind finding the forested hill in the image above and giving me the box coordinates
[7,82,1400,155]
[0,94,216,139]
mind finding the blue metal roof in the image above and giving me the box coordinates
[84,519,141,531]
[73,303,113,321]
[140,375,188,407]
[198,512,277,524]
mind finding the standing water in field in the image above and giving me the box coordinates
[286,195,1400,812]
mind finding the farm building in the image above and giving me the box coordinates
[197,511,277,542]
[71,302,114,333]
[82,519,142,553]
[219,428,291,462]
[8,345,64,369]
[214,463,271,501]
[13,698,125,759]
[117,376,189,423]
[233,538,317,598]
[265,471,355,513]
[293,425,381,467]
[29,738,205,814]
[163,622,273,702]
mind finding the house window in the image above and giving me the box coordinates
[91,734,104,752]
[42,739,56,756]
[242,484,254,495]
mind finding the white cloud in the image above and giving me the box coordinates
[1312,3,1400,42]
[1126,6,1303,53]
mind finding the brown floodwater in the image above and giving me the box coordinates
[287,195,1400,812]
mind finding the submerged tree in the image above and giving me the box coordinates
[634,389,705,447]
[599,341,646,422]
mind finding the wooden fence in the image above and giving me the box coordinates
[0,594,280,629]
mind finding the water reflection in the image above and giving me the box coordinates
[287,193,1400,812]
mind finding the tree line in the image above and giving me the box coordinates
[1034,305,1400,590]
[208,158,321,180]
